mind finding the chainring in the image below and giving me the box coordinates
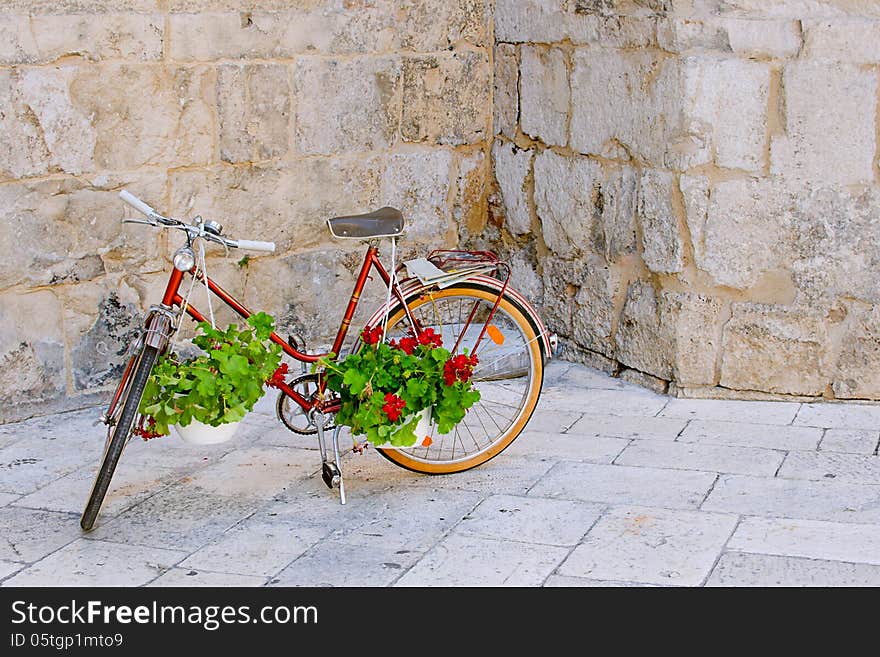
[275,373,336,435]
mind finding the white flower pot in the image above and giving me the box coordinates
[172,419,242,445]
[394,407,434,450]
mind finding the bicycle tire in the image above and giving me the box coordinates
[372,282,544,474]
[80,344,158,531]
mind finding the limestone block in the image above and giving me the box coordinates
[615,281,723,383]
[541,256,619,358]
[0,290,65,406]
[218,64,291,164]
[494,44,518,139]
[534,150,602,259]
[452,149,487,235]
[244,249,388,345]
[295,56,400,156]
[401,52,490,147]
[492,141,532,236]
[720,303,832,396]
[771,61,876,184]
[66,290,142,391]
[0,174,164,290]
[0,67,93,178]
[396,0,489,50]
[0,12,163,65]
[70,63,214,170]
[169,157,385,254]
[520,45,569,147]
[600,166,638,262]
[381,148,455,245]
[723,18,803,58]
[614,281,671,378]
[495,0,589,42]
[682,56,770,172]
[666,291,725,386]
[570,49,688,169]
[571,50,769,171]
[690,0,880,20]
[833,303,880,399]
[637,169,683,274]
[786,186,880,305]
[803,19,880,63]
[681,175,790,290]
[508,252,545,309]
[656,17,731,53]
[495,0,664,43]
[169,9,395,60]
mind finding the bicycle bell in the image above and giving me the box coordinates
[203,219,223,236]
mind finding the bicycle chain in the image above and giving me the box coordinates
[275,373,336,435]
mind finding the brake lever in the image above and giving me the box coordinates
[121,217,159,227]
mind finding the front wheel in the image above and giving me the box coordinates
[80,344,158,531]
[373,282,544,474]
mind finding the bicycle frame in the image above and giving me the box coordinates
[151,243,417,415]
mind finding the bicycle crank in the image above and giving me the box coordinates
[276,373,336,435]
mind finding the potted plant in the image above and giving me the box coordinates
[320,325,481,448]
[136,312,283,444]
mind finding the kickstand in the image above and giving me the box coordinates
[313,412,345,505]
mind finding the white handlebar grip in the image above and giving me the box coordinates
[119,190,157,218]
[236,240,276,253]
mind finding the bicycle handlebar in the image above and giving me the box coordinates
[119,189,276,253]
[234,240,276,253]
[119,190,159,219]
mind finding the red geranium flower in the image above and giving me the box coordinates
[418,328,443,348]
[382,393,406,422]
[397,336,418,355]
[361,326,383,345]
[267,362,289,388]
[443,353,478,386]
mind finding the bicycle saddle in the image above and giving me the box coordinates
[327,207,405,239]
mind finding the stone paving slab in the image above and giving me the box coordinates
[503,431,628,462]
[678,419,822,451]
[456,494,603,547]
[0,507,81,563]
[794,403,880,430]
[2,359,880,587]
[147,568,268,587]
[271,539,423,587]
[777,451,880,485]
[819,429,880,455]
[86,486,265,552]
[566,414,687,441]
[178,514,329,578]
[557,506,738,586]
[14,464,181,517]
[705,552,880,587]
[702,475,880,524]
[395,533,570,587]
[728,516,880,565]
[529,461,717,509]
[3,539,186,587]
[615,440,784,477]
[661,399,801,425]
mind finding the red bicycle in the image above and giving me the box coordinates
[80,190,553,530]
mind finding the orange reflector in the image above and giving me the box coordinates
[421,436,433,447]
[487,324,504,345]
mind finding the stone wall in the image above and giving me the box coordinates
[485,0,880,401]
[0,1,492,422]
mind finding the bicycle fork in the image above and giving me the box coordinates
[312,411,346,505]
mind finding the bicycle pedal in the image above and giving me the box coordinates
[321,461,341,489]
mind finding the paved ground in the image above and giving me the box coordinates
[1,359,880,587]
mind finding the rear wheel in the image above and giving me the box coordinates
[80,344,158,531]
[373,283,543,474]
